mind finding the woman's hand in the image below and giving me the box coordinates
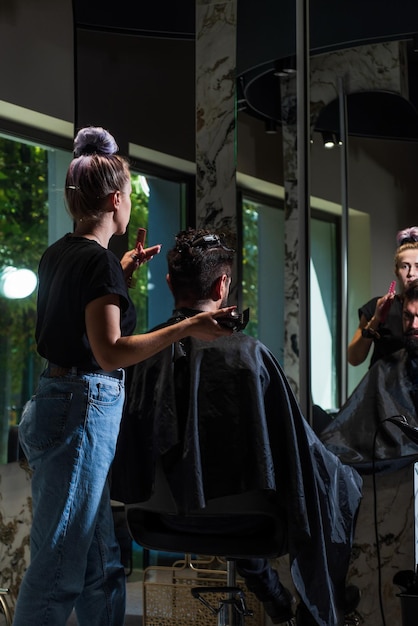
[121,243,162,284]
[187,307,237,340]
[374,291,395,323]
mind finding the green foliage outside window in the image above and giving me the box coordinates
[0,139,48,460]
[242,201,258,337]
[127,174,149,334]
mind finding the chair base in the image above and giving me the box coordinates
[142,555,265,626]
[192,585,252,626]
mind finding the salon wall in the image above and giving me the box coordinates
[0,0,73,122]
[74,29,196,159]
[311,133,418,283]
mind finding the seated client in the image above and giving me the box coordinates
[112,228,362,626]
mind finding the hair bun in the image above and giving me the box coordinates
[73,126,118,158]
[396,227,418,247]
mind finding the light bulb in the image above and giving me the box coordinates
[0,267,38,299]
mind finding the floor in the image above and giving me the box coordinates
[64,563,272,626]
[0,563,271,626]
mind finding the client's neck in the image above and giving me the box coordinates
[175,299,219,313]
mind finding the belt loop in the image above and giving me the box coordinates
[71,366,78,375]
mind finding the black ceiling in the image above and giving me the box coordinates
[72,0,196,38]
[72,0,418,140]
[72,0,418,63]
[315,89,418,141]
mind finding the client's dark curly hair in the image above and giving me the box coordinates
[167,228,235,301]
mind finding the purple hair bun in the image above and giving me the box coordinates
[73,126,118,158]
[396,227,418,247]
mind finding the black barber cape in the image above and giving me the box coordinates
[112,326,362,626]
[320,348,418,474]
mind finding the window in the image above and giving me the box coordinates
[128,173,187,332]
[0,134,72,463]
[310,214,340,409]
[241,196,284,358]
[242,195,340,410]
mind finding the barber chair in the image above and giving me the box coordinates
[125,461,292,626]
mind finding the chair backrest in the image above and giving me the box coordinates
[125,459,288,560]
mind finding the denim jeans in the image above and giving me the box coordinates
[13,370,126,626]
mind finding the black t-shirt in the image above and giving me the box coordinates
[36,234,136,369]
[359,294,404,367]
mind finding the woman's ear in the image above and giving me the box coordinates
[112,191,121,208]
[110,191,122,220]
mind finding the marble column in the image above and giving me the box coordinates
[195,0,237,237]
[280,74,300,395]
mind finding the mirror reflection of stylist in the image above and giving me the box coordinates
[348,227,418,367]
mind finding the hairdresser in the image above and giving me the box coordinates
[347,227,418,367]
[12,126,234,626]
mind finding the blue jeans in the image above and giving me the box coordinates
[13,370,126,626]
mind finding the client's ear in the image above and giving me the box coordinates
[166,274,173,294]
[212,274,229,301]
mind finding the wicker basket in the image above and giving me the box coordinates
[143,556,265,626]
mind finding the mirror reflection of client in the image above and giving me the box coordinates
[112,228,362,626]
[320,279,418,474]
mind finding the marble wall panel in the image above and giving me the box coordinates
[310,41,406,123]
[195,0,237,235]
[0,460,32,620]
[347,465,415,624]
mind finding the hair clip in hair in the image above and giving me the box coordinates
[191,234,221,248]
[174,231,235,254]
[190,233,235,253]
[66,185,80,191]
